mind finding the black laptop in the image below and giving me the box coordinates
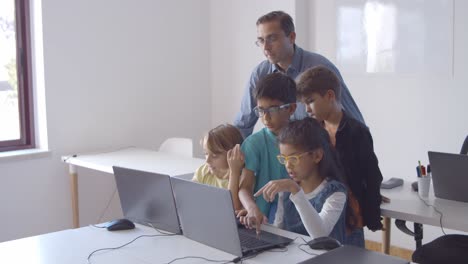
[428,151,468,202]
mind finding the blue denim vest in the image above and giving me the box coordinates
[282,180,347,243]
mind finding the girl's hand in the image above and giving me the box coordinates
[254,179,300,202]
[227,144,244,176]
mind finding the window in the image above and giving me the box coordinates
[0,0,34,152]
[336,0,453,75]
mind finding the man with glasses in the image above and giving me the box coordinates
[234,10,364,138]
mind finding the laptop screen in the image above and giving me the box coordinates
[112,166,181,234]
[171,177,243,256]
[428,151,468,203]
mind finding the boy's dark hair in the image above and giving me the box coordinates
[253,72,296,104]
[278,117,344,182]
[256,11,295,36]
[297,65,341,102]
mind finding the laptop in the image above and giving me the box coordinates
[428,151,468,203]
[112,166,181,234]
[170,177,293,257]
[297,245,409,264]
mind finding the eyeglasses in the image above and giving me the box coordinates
[277,152,310,166]
[253,104,291,117]
[255,34,281,47]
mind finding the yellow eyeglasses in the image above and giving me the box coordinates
[277,152,310,165]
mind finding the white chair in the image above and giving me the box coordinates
[158,137,193,157]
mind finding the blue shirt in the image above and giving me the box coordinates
[241,128,288,219]
[234,45,364,138]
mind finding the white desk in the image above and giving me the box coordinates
[62,147,205,228]
[380,181,468,253]
[0,224,318,264]
[62,148,468,255]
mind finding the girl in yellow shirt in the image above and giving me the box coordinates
[192,124,244,210]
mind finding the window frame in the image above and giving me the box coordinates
[0,0,35,152]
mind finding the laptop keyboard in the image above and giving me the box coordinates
[238,229,272,249]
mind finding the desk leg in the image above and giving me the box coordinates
[69,165,79,228]
[382,217,391,254]
[414,223,423,248]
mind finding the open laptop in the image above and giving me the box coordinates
[112,166,181,234]
[170,177,293,257]
[297,245,409,264]
[428,151,468,203]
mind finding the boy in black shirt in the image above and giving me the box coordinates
[297,66,383,247]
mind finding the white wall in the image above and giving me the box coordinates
[210,0,468,250]
[313,0,468,249]
[0,0,210,242]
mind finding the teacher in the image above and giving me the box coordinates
[234,10,364,138]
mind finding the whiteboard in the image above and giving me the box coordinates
[335,0,454,76]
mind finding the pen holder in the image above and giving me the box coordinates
[418,176,431,198]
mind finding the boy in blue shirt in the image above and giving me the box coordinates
[238,72,297,233]
[296,65,383,247]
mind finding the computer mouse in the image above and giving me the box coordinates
[381,177,404,189]
[307,236,342,250]
[106,218,135,231]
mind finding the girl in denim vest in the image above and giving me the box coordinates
[254,117,348,244]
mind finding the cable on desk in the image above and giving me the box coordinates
[163,239,294,264]
[417,195,446,235]
[163,248,269,264]
[164,235,316,264]
[266,247,288,252]
[87,233,177,264]
[164,256,238,264]
[239,253,259,263]
[90,224,106,229]
[294,236,320,256]
[96,188,117,224]
[147,222,179,235]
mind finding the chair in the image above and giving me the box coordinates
[412,234,468,264]
[410,135,468,264]
[159,137,193,158]
[461,135,468,155]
